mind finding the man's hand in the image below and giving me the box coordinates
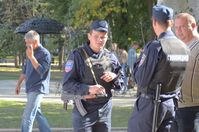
[15,85,21,95]
[84,85,106,100]
[88,84,106,95]
[101,71,117,82]
[26,45,40,70]
[15,74,25,95]
[26,45,34,59]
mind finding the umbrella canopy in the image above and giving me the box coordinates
[15,17,64,34]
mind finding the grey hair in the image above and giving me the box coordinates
[175,13,196,25]
[24,30,40,41]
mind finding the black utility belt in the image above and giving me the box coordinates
[140,93,173,102]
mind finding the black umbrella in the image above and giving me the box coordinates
[15,17,64,34]
[15,17,64,45]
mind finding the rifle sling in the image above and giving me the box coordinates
[82,48,98,85]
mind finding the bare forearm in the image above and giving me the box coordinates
[17,74,25,86]
[29,57,40,70]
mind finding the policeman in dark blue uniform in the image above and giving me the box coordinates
[127,5,190,132]
[62,20,124,132]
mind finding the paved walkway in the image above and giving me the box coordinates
[0,80,136,132]
[0,127,127,132]
[0,80,136,106]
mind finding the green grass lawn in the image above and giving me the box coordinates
[0,67,63,81]
[0,100,132,128]
[0,71,20,80]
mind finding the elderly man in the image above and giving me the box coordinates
[127,5,189,132]
[15,30,51,132]
[175,13,199,132]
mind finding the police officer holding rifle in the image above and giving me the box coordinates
[62,20,124,132]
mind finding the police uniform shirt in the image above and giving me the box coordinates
[134,29,178,95]
[63,43,123,97]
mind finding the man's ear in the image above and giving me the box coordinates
[152,18,157,26]
[88,33,91,41]
[191,22,197,30]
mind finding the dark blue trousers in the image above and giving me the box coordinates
[72,100,112,132]
[176,106,199,132]
[128,96,177,132]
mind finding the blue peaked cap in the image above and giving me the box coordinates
[153,4,173,22]
[90,20,108,32]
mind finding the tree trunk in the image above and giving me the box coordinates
[59,44,65,70]
[15,55,19,68]
[19,52,24,67]
[58,36,64,70]
[147,0,154,16]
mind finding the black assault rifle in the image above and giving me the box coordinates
[61,91,107,116]
[152,83,162,132]
[61,48,107,116]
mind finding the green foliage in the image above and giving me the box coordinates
[43,35,59,56]
[0,0,34,59]
[0,0,156,60]
[0,27,24,58]
[44,0,155,49]
[43,0,71,24]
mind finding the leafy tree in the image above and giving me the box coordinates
[0,0,157,67]
[0,0,48,67]
[45,0,156,50]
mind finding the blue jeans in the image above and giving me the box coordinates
[21,92,51,132]
[176,106,199,132]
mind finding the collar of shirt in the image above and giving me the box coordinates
[34,44,42,52]
[158,29,176,39]
[84,43,103,58]
[188,38,199,49]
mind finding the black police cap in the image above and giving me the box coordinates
[90,20,108,32]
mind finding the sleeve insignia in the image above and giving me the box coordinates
[65,60,74,72]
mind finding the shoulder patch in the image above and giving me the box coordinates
[65,60,74,72]
[139,54,146,67]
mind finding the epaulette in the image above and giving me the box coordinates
[75,46,87,60]
[145,40,158,47]
[71,46,84,55]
